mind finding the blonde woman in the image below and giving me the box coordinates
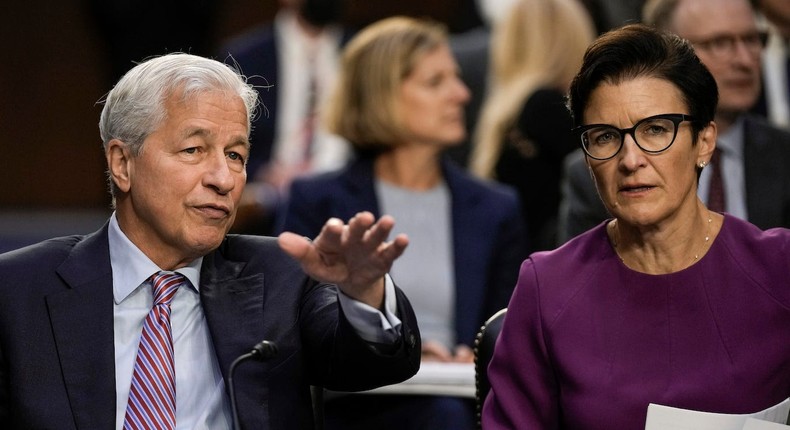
[470,0,595,250]
[279,16,528,430]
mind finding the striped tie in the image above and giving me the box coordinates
[123,271,184,430]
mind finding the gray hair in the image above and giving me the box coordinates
[98,53,258,198]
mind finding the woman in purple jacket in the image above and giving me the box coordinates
[483,24,790,429]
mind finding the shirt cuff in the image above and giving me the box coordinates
[337,274,402,344]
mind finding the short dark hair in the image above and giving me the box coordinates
[568,24,718,142]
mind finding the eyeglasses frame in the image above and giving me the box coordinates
[574,113,697,161]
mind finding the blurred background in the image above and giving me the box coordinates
[0,0,640,252]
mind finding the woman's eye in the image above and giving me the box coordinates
[593,131,617,145]
[645,124,669,135]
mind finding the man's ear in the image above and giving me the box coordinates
[107,139,132,193]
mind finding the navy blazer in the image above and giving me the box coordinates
[278,156,529,346]
[0,224,420,429]
[558,114,790,242]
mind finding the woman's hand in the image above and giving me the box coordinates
[421,341,475,363]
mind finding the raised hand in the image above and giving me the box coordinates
[277,211,409,309]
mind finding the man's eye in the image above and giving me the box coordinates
[710,36,732,49]
[227,151,245,162]
[183,147,198,154]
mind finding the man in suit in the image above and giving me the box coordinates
[558,0,790,243]
[0,53,420,429]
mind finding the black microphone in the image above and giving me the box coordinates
[228,340,279,430]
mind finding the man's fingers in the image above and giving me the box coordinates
[346,212,376,243]
[277,232,312,259]
[314,217,344,248]
[363,214,396,248]
[379,233,409,262]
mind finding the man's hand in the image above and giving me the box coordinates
[278,212,409,309]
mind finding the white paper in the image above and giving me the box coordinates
[645,398,790,430]
[743,417,790,429]
[358,362,476,398]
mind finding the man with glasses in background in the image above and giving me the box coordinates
[557,0,790,243]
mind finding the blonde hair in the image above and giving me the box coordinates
[470,0,595,178]
[323,16,447,152]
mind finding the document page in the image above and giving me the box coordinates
[645,398,790,430]
[361,362,475,398]
[743,417,790,429]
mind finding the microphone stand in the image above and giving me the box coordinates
[228,340,278,430]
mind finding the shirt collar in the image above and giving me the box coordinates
[108,212,202,304]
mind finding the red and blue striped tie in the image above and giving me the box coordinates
[123,271,184,430]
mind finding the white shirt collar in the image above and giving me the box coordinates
[108,212,202,304]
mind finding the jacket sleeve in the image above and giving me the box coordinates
[300,279,421,392]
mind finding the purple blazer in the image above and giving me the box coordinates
[483,214,790,429]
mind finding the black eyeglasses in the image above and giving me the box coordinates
[574,113,697,161]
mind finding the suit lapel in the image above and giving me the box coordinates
[48,225,117,429]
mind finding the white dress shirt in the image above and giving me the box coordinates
[108,213,401,429]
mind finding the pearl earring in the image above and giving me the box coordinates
[699,161,707,168]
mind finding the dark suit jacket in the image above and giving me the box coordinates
[0,224,420,429]
[277,156,528,346]
[557,114,790,243]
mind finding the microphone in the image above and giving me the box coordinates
[229,340,279,430]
